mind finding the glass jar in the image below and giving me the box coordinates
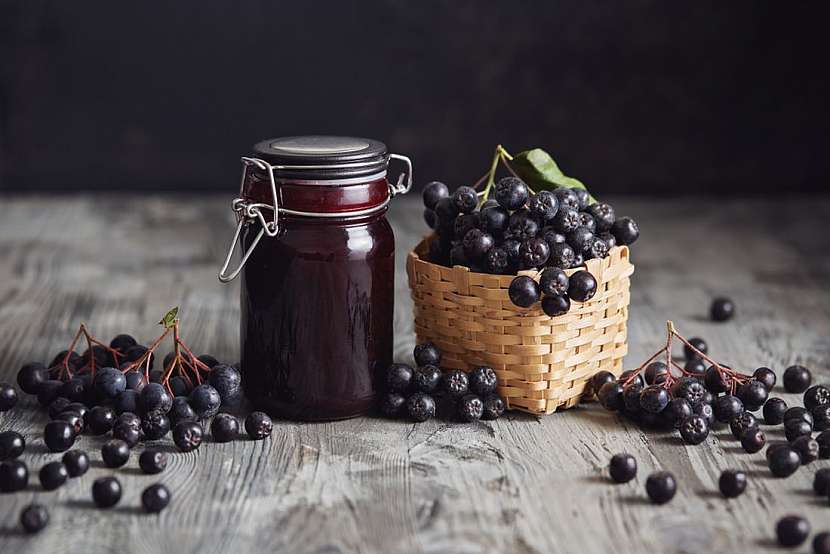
[219,136,412,421]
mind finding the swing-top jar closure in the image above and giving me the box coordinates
[218,135,412,282]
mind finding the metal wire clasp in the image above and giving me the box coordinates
[217,153,413,283]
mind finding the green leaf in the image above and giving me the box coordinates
[159,307,179,328]
[511,148,596,203]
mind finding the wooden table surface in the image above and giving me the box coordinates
[0,194,828,554]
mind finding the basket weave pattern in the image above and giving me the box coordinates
[406,238,635,415]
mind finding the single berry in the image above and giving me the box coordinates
[407,393,436,422]
[457,394,484,422]
[173,420,203,452]
[141,410,171,440]
[713,395,744,423]
[586,202,615,232]
[539,267,568,296]
[0,431,25,461]
[623,383,644,416]
[481,394,505,420]
[139,382,173,415]
[740,428,766,454]
[112,421,142,447]
[508,276,541,308]
[683,337,707,360]
[673,378,706,407]
[679,415,710,445]
[38,461,68,491]
[92,477,122,508]
[208,364,242,405]
[462,228,494,261]
[526,191,558,222]
[211,413,239,443]
[737,380,769,412]
[554,188,580,211]
[661,398,693,429]
[422,181,449,210]
[20,503,49,534]
[141,483,171,513]
[753,367,776,390]
[541,294,570,317]
[17,362,47,394]
[718,469,747,498]
[485,247,510,274]
[114,390,140,415]
[804,385,830,411]
[443,370,469,398]
[813,405,830,432]
[814,532,830,554]
[644,362,669,385]
[505,210,539,242]
[590,371,616,395]
[814,468,830,495]
[37,380,64,406]
[710,297,735,322]
[412,365,443,394]
[817,431,830,459]
[785,406,814,426]
[380,393,407,418]
[169,396,197,426]
[519,237,550,268]
[776,515,810,547]
[645,472,676,504]
[611,216,639,246]
[783,365,812,394]
[571,188,590,210]
[768,445,801,477]
[694,403,716,427]
[386,364,414,393]
[480,206,510,238]
[189,384,221,419]
[548,242,576,269]
[413,342,441,367]
[608,453,637,483]
[0,459,28,492]
[704,365,732,394]
[567,271,597,302]
[109,333,137,355]
[785,418,813,442]
[552,207,581,234]
[139,450,168,474]
[101,439,130,468]
[0,383,18,412]
[469,366,497,396]
[640,385,669,414]
[94,367,127,400]
[791,435,820,464]
[245,411,273,440]
[169,375,192,398]
[44,420,75,452]
[566,226,594,254]
[62,450,90,477]
[597,382,625,411]
[729,412,759,439]
[494,177,529,210]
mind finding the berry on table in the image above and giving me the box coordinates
[44,420,75,452]
[62,450,90,478]
[481,395,505,420]
[0,460,29,492]
[784,418,813,442]
[814,533,830,554]
[208,364,242,405]
[804,385,830,411]
[173,420,203,452]
[113,421,142,447]
[730,412,758,439]
[245,411,273,440]
[608,453,637,483]
[413,342,441,367]
[568,271,597,302]
[189,384,221,420]
[407,393,436,422]
[139,450,168,475]
[776,515,810,547]
[443,370,469,398]
[713,395,744,423]
[0,383,18,411]
[141,410,171,440]
[791,435,820,465]
[20,504,49,534]
[469,366,498,396]
[457,394,484,422]
[413,365,443,394]
[39,461,68,491]
[386,364,414,393]
[380,393,407,418]
[141,483,171,513]
[17,362,47,395]
[211,413,239,443]
[169,396,197,426]
[783,365,812,394]
[753,367,776,390]
[590,371,616,394]
[814,468,830,496]
[0,431,25,460]
[718,469,747,498]
[710,297,735,322]
[785,406,814,426]
[101,439,130,468]
[768,445,801,477]
[645,471,676,504]
[814,405,830,432]
[92,476,122,508]
[683,337,707,360]
[597,382,625,411]
[737,380,769,412]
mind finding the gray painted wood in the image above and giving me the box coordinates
[0,194,828,554]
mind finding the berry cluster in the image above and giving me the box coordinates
[420,146,640,314]
[0,309,275,534]
[380,342,506,423]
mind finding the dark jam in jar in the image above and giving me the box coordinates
[223,136,409,421]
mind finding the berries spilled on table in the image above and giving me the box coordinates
[379,342,507,423]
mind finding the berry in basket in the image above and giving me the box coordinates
[379,342,507,423]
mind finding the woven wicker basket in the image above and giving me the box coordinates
[406,237,635,415]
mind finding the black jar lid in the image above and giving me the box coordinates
[251,136,389,180]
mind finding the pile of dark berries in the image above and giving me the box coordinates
[1,309,275,534]
[380,342,506,423]
[421,153,639,316]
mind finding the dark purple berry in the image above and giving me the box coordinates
[753,366,776,390]
[718,469,747,498]
[245,411,272,440]
[776,515,810,547]
[407,393,436,422]
[554,188,579,211]
[414,342,441,367]
[611,216,639,246]
[43,421,75,452]
[480,205,510,237]
[38,461,68,490]
[683,337,707,360]
[0,431,25,461]
[729,412,758,439]
[552,207,581,234]
[679,415,709,445]
[597,382,625,411]
[380,393,406,417]
[457,394,483,422]
[527,191,559,222]
[0,383,18,412]
[443,370,469,398]
[141,483,171,513]
[101,439,130,468]
[469,366,497,396]
[494,177,529,210]
[737,380,769,412]
[20,504,48,534]
[783,365,812,394]
[768,445,801,477]
[710,297,734,322]
[713,395,744,423]
[422,181,449,210]
[62,450,89,477]
[645,471,676,504]
[485,247,510,274]
[189,384,221,419]
[451,186,478,214]
[92,477,122,508]
[413,365,443,394]
[139,450,168,474]
[640,385,669,414]
[791,435,820,464]
[139,383,172,415]
[763,397,787,425]
[481,394,505,420]
[173,420,203,452]
[519,238,550,268]
[586,202,615,232]
[567,270,597,302]
[541,294,570,317]
[804,385,830,411]
[548,242,576,269]
[508,276,541,308]
[644,362,668,385]
[608,453,637,483]
[386,364,414,393]
[740,427,766,453]
[539,267,568,296]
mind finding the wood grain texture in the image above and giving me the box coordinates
[0,194,828,554]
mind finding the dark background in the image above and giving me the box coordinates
[1,1,828,195]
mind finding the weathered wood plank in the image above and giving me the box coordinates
[0,194,828,554]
